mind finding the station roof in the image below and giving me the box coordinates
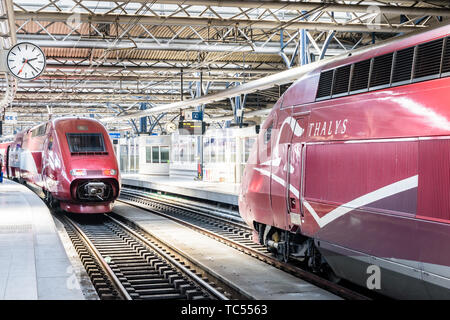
[0,0,449,135]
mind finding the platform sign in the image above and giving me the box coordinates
[4,112,17,124]
[178,121,205,135]
[184,111,203,121]
[109,132,121,139]
[192,111,203,121]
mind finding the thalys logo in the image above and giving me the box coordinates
[307,119,348,137]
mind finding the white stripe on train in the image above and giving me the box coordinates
[253,167,418,229]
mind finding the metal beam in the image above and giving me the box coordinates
[17,36,350,55]
[43,64,280,75]
[89,0,450,16]
[38,74,261,82]
[15,12,427,33]
[44,57,286,68]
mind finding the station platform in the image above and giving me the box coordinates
[0,179,94,300]
[121,174,239,206]
[113,202,340,300]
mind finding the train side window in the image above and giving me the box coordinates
[32,124,47,137]
[370,52,394,89]
[414,38,444,81]
[39,124,47,136]
[332,64,351,96]
[443,37,450,75]
[350,59,371,93]
[316,69,334,100]
[264,123,273,144]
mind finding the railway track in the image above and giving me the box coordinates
[121,185,242,221]
[119,187,262,250]
[118,187,371,300]
[60,213,246,300]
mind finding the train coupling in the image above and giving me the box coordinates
[84,182,107,200]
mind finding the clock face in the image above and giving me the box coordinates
[7,42,46,80]
[166,122,177,133]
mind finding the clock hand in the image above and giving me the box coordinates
[26,61,39,73]
[18,59,27,75]
[27,57,38,62]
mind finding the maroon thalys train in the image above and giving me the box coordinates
[0,141,8,174]
[239,23,450,299]
[0,117,120,213]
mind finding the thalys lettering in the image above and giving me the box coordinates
[307,119,348,137]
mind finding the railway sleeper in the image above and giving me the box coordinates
[133,283,174,290]
[139,293,185,300]
[128,278,170,285]
[136,287,181,296]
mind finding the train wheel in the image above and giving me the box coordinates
[44,190,51,205]
[271,231,289,263]
[44,190,58,208]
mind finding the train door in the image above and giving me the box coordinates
[42,131,53,191]
[286,116,308,230]
[5,145,9,178]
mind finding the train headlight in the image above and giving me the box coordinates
[103,169,117,176]
[70,169,87,176]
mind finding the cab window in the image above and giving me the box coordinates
[66,133,105,153]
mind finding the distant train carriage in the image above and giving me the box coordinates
[0,141,11,175]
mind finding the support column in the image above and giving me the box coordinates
[299,29,309,66]
[140,103,147,134]
[196,70,204,181]
[180,68,184,101]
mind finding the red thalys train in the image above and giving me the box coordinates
[0,141,9,174]
[239,22,450,299]
[1,117,120,213]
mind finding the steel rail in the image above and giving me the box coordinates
[106,215,230,300]
[63,216,133,300]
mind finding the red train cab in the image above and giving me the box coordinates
[8,117,120,213]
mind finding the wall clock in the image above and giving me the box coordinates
[7,42,46,80]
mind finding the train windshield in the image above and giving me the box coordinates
[66,133,105,153]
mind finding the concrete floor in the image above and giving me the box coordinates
[0,179,93,300]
